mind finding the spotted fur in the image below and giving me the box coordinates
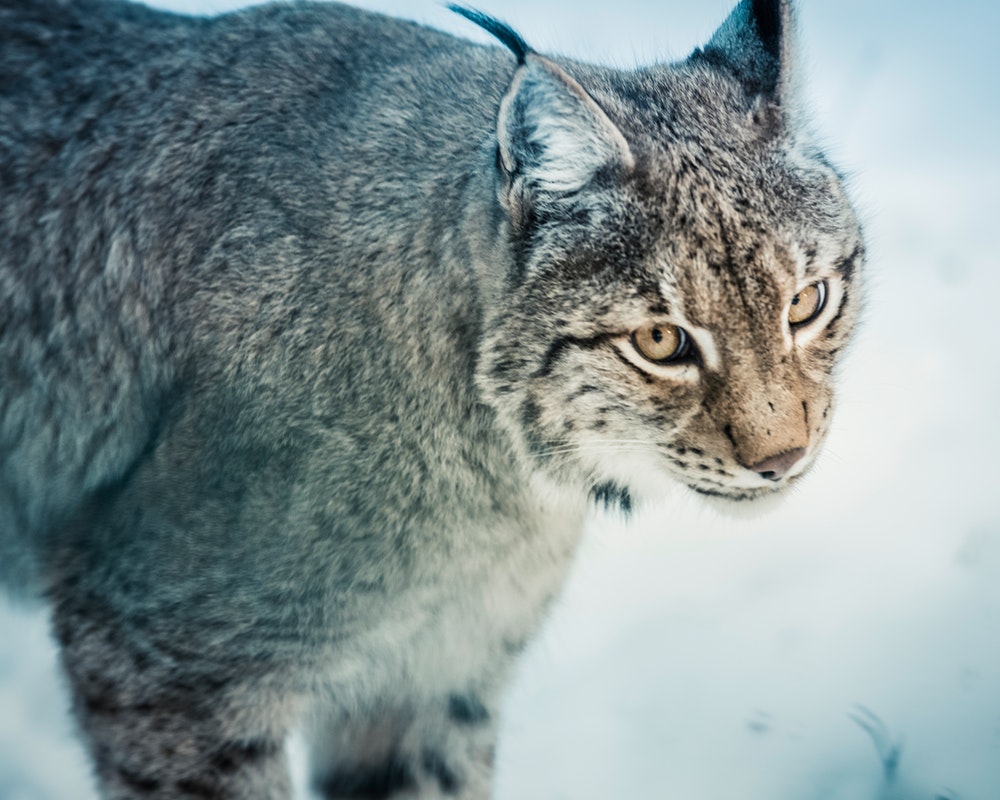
[0,0,862,797]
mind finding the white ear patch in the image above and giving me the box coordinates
[498,55,634,195]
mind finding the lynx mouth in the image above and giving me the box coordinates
[689,484,769,502]
[685,461,810,502]
[687,480,788,503]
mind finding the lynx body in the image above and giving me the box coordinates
[0,0,863,796]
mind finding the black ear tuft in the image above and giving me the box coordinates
[751,0,782,61]
[448,5,531,65]
[696,0,793,101]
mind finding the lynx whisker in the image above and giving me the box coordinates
[528,441,658,460]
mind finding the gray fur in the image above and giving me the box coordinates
[0,0,863,797]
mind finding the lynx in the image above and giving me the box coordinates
[0,0,863,797]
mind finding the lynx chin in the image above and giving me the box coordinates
[0,0,863,797]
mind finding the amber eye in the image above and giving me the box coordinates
[788,281,827,327]
[631,323,689,363]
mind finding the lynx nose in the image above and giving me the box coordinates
[750,448,807,481]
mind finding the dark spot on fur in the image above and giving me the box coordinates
[592,419,607,430]
[521,422,560,460]
[83,689,118,716]
[448,693,490,726]
[534,334,608,379]
[131,649,153,672]
[520,399,540,429]
[317,759,416,800]
[422,750,460,795]
[503,637,527,655]
[176,778,217,798]
[836,244,863,281]
[492,357,527,379]
[723,425,738,449]
[118,766,160,792]
[210,740,280,773]
[590,482,633,515]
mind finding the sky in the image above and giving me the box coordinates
[2,1,999,798]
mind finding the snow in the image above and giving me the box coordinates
[2,1,998,798]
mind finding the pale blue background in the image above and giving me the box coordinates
[2,1,999,798]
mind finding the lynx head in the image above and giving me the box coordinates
[458,0,864,506]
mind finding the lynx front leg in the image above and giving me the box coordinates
[309,691,499,799]
[52,605,295,800]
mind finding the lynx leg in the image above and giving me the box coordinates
[52,604,295,800]
[309,691,499,799]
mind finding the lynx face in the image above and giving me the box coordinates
[474,9,864,505]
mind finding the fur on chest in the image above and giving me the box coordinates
[312,489,587,710]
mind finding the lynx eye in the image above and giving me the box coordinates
[788,280,827,327]
[631,323,689,364]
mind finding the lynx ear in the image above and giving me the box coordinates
[497,55,635,200]
[697,0,796,102]
[447,6,632,208]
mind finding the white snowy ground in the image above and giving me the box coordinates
[2,0,999,798]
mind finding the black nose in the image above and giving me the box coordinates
[750,448,807,481]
